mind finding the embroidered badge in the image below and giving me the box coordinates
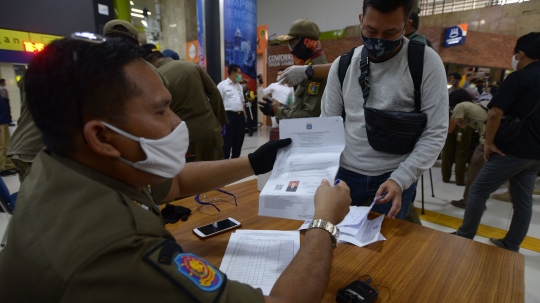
[174,253,223,291]
[307,82,321,95]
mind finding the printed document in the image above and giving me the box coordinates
[219,230,300,295]
[299,202,386,248]
[258,117,345,220]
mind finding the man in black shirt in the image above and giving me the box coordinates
[454,32,540,252]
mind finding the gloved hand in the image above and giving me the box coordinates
[248,138,292,175]
[258,97,275,117]
[221,125,226,136]
[277,65,308,86]
[161,203,191,224]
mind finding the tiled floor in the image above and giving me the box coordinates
[1,125,539,302]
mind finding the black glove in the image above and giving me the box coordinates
[258,97,275,117]
[161,203,191,224]
[248,138,292,175]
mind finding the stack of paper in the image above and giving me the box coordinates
[219,230,300,295]
[299,202,386,247]
[258,117,346,221]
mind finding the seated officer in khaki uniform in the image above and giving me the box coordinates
[0,36,352,303]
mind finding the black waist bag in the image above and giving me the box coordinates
[364,107,427,154]
[339,41,427,154]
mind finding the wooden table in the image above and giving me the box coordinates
[166,180,524,303]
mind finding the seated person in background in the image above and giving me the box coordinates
[0,35,352,303]
[441,89,475,185]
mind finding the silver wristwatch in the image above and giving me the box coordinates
[308,219,340,248]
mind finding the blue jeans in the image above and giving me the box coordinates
[336,167,417,220]
[457,154,540,250]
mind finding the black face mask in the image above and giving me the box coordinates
[289,38,314,61]
[361,32,403,59]
[477,85,484,94]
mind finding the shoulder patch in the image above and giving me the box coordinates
[174,253,223,292]
[307,82,321,95]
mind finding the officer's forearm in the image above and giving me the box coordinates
[265,228,333,303]
[312,64,332,79]
[168,158,254,198]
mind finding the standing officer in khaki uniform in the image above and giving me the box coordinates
[259,19,327,121]
[6,19,169,183]
[142,44,228,161]
[0,35,352,303]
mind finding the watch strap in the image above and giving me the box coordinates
[308,219,339,248]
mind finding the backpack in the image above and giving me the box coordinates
[337,41,426,121]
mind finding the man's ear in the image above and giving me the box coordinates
[83,120,121,158]
[405,19,413,32]
[359,14,363,25]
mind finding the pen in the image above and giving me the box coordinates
[374,192,387,203]
[334,179,340,186]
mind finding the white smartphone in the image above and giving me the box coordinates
[193,217,242,238]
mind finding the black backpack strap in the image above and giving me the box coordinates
[338,47,356,121]
[338,47,356,89]
[407,40,425,113]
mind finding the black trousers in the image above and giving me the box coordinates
[223,111,245,159]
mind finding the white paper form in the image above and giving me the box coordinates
[298,201,385,248]
[259,117,345,220]
[219,230,300,295]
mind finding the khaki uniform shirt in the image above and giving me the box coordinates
[7,62,170,162]
[155,58,228,143]
[275,55,328,121]
[0,151,264,303]
[451,101,489,143]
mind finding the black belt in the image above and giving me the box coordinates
[226,111,243,115]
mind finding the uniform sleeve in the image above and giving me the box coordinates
[451,103,466,120]
[199,66,229,126]
[487,72,520,113]
[275,78,326,121]
[151,178,174,204]
[61,237,265,303]
[217,82,226,100]
[388,48,450,190]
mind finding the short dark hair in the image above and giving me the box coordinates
[514,32,540,60]
[278,68,285,72]
[410,13,419,30]
[228,64,241,75]
[0,79,5,83]
[25,37,142,156]
[449,88,472,109]
[363,0,414,20]
[449,72,462,81]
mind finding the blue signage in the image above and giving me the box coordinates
[196,0,205,68]
[223,0,257,89]
[444,24,467,47]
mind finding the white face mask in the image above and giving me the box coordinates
[101,121,189,178]
[512,54,520,71]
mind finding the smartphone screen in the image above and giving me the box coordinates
[196,218,240,236]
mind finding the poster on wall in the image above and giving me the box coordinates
[257,25,268,55]
[196,0,206,68]
[223,0,257,91]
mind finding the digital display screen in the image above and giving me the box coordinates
[197,218,239,236]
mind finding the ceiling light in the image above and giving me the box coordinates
[131,8,143,13]
[147,11,151,15]
[131,13,144,18]
[170,24,177,28]
[130,1,134,5]
[141,20,147,27]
